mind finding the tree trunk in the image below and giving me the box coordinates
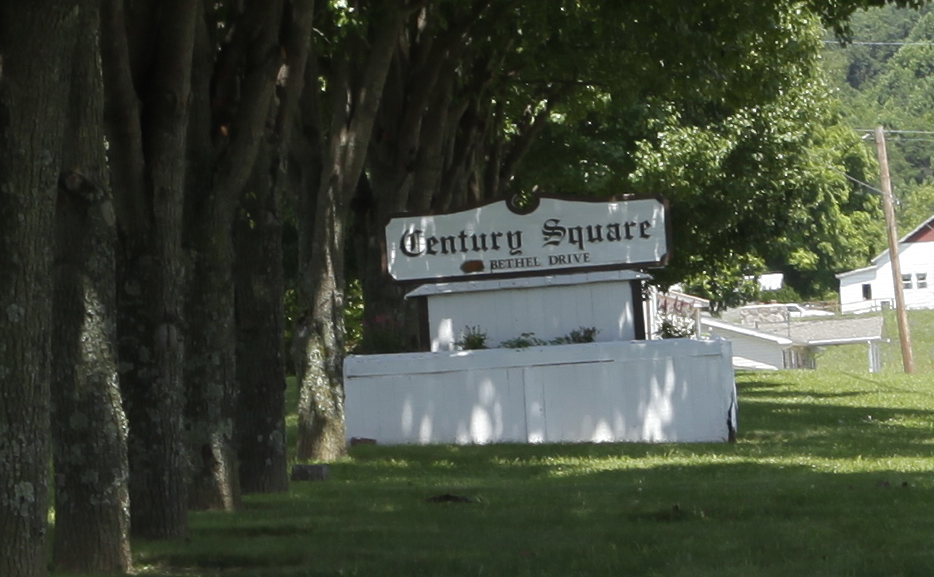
[295,0,406,461]
[104,0,198,539]
[234,0,314,493]
[351,174,423,353]
[182,0,284,510]
[183,201,242,510]
[296,172,351,460]
[116,256,189,540]
[359,28,463,352]
[50,1,132,572]
[0,2,79,576]
[235,141,290,493]
[358,14,490,351]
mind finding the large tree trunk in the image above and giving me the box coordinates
[183,203,242,510]
[295,0,406,461]
[103,0,197,539]
[296,169,351,461]
[235,141,290,493]
[359,14,450,354]
[182,0,284,510]
[182,0,235,511]
[358,32,561,339]
[234,0,315,493]
[0,2,79,576]
[351,174,423,353]
[50,1,131,572]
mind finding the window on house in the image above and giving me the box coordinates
[862,283,872,300]
[902,274,913,290]
[918,273,928,289]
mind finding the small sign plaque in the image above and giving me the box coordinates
[384,195,669,282]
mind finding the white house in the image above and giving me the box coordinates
[837,216,934,314]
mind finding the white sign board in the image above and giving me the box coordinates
[385,195,669,282]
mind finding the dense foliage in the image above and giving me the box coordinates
[823,3,934,233]
[515,7,884,305]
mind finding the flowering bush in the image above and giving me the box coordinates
[656,314,695,339]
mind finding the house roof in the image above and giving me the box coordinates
[836,213,934,279]
[703,315,883,347]
[903,215,934,243]
[835,264,875,279]
[754,315,884,345]
[700,317,793,346]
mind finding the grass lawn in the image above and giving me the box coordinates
[118,368,934,577]
[62,313,934,577]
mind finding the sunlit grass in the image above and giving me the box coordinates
[881,309,934,373]
[103,359,934,577]
[57,309,934,576]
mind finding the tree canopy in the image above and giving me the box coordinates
[513,3,886,304]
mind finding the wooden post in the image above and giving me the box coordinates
[875,125,914,373]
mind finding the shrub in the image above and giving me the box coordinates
[500,332,549,348]
[456,325,488,350]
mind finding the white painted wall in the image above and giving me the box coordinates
[701,319,790,370]
[839,267,879,314]
[839,242,934,313]
[344,338,737,445]
[408,271,647,351]
[427,282,635,350]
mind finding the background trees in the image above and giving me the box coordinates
[514,4,886,305]
[823,2,934,235]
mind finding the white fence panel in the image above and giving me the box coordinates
[344,339,736,445]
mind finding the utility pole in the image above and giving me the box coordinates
[875,125,914,373]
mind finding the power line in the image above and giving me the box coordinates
[855,129,934,134]
[829,167,885,196]
[823,40,934,46]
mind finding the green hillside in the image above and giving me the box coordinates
[822,4,934,233]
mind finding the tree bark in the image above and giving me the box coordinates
[103,0,197,539]
[50,1,131,572]
[357,7,497,351]
[359,10,456,354]
[0,2,79,576]
[235,140,290,493]
[235,0,315,494]
[183,0,284,512]
[295,0,407,461]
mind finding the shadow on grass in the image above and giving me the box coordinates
[128,370,934,576]
[137,456,934,577]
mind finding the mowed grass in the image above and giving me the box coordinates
[118,366,934,577]
[816,309,934,374]
[73,312,934,577]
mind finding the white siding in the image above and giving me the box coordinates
[712,331,785,370]
[699,317,790,370]
[344,339,737,445]
[426,280,636,351]
[839,241,934,313]
[839,268,878,314]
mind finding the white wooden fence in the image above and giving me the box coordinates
[344,338,737,445]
